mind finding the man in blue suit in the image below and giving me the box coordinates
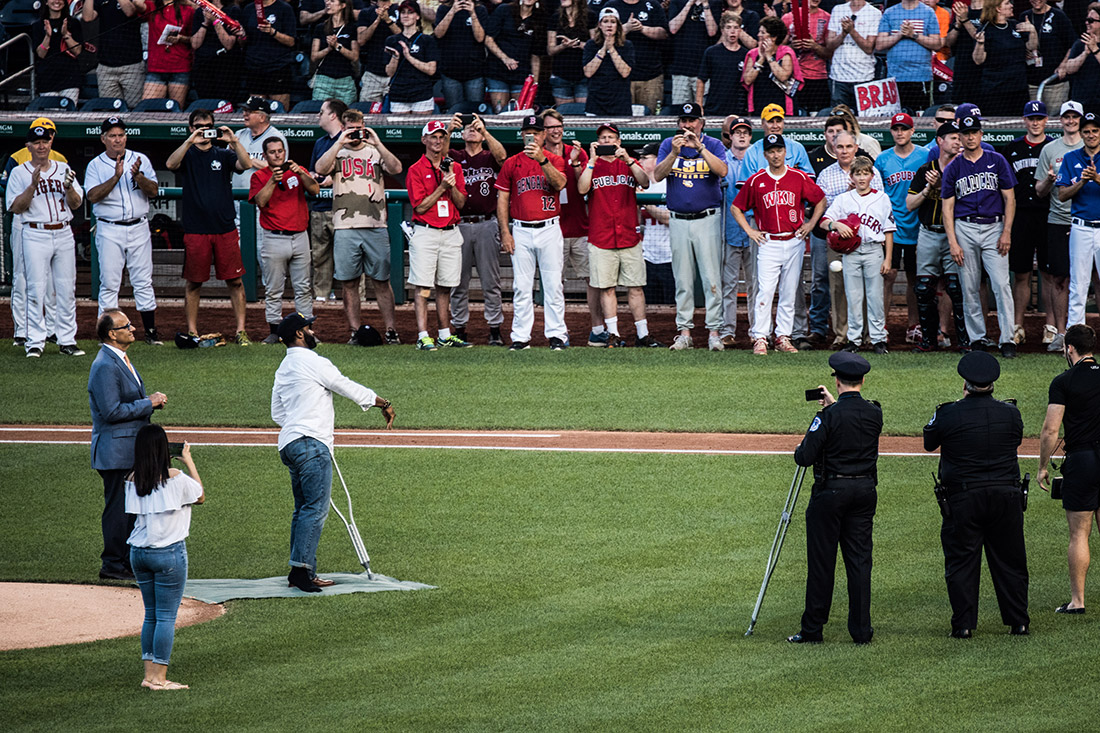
[88,308,167,580]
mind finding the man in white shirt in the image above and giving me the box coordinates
[85,117,162,344]
[271,312,395,593]
[826,0,881,109]
[233,96,287,190]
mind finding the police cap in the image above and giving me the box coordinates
[957,350,1000,387]
[829,351,871,380]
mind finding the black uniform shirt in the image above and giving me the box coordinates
[794,392,882,484]
[924,392,1023,488]
[1001,134,1052,210]
[1049,357,1100,449]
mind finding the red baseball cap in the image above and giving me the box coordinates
[890,113,914,129]
[422,120,448,136]
[596,123,620,135]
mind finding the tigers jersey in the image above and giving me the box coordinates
[823,188,897,244]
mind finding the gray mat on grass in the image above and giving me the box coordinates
[183,572,436,603]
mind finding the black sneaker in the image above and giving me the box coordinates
[1000,342,1017,359]
[59,344,86,356]
[872,342,889,355]
[144,329,164,346]
[46,334,57,344]
[911,340,935,353]
[842,341,860,353]
[972,337,995,351]
[385,329,401,345]
[509,340,531,351]
[488,326,505,346]
[548,337,567,351]
[454,326,468,343]
[793,337,814,351]
[635,334,665,348]
[26,347,42,358]
[13,336,26,347]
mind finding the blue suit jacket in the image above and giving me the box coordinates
[88,345,154,471]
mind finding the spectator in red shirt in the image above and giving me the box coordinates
[408,120,470,351]
[144,0,196,107]
[577,124,664,348]
[249,138,321,344]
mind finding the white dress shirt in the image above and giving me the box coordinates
[84,149,157,221]
[271,347,378,452]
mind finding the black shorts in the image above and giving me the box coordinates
[891,242,916,276]
[1061,448,1100,512]
[1009,211,1048,274]
[246,64,293,96]
[1043,223,1071,277]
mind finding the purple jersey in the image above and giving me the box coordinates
[450,147,501,217]
[941,150,1016,218]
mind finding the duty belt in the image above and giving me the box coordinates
[414,221,457,231]
[670,208,717,220]
[26,222,66,230]
[513,217,558,229]
[946,479,1017,493]
[100,217,145,226]
[1071,218,1100,229]
[958,215,1003,224]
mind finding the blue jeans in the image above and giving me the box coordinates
[808,235,830,336]
[130,540,188,666]
[440,75,485,111]
[279,436,332,571]
[829,79,859,109]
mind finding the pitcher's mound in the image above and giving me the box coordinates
[0,582,224,651]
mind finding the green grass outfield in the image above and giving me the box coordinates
[0,341,1070,434]
[2,445,1097,731]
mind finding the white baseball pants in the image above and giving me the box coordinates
[21,224,77,351]
[1068,223,1100,328]
[9,216,56,339]
[752,235,805,341]
[509,219,568,345]
[96,219,157,315]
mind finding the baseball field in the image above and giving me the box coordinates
[2,337,1099,731]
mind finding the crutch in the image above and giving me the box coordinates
[746,465,807,636]
[329,453,373,579]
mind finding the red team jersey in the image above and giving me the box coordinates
[586,158,641,250]
[557,143,589,237]
[407,154,467,227]
[495,151,568,222]
[733,167,825,234]
[248,167,310,233]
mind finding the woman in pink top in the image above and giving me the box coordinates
[144,0,197,106]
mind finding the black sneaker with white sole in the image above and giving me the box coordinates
[59,344,86,356]
[26,347,42,358]
[548,337,567,351]
[509,340,531,351]
[385,328,401,345]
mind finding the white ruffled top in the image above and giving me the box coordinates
[125,471,203,548]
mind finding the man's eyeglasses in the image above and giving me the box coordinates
[110,322,135,331]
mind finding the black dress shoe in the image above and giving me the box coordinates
[1010,624,1029,636]
[786,632,822,644]
[288,566,322,593]
[99,568,135,581]
[950,628,972,639]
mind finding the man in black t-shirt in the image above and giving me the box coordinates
[696,10,748,115]
[1039,324,1100,615]
[82,0,145,108]
[166,110,254,343]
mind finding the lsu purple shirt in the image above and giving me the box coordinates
[941,150,1017,219]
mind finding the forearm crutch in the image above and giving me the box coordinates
[746,465,807,636]
[330,453,373,579]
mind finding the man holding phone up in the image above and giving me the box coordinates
[496,115,569,350]
[84,116,161,345]
[407,120,470,351]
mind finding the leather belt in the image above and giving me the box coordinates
[414,221,457,231]
[265,229,305,236]
[462,214,494,223]
[923,224,946,233]
[100,217,145,226]
[26,222,67,230]
[958,215,1003,224]
[1072,218,1100,229]
[514,217,558,229]
[670,208,717,220]
[765,232,798,241]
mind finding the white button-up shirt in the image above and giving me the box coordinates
[84,149,157,221]
[271,347,378,452]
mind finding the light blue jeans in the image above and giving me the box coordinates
[131,540,188,665]
[279,436,333,572]
[440,75,485,111]
[842,241,887,344]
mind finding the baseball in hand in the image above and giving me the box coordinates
[829,259,843,273]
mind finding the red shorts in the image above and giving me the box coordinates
[183,231,245,283]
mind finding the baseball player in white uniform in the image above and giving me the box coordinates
[4,117,61,346]
[85,116,162,344]
[5,124,84,358]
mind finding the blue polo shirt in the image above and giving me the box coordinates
[724,149,751,247]
[1055,147,1100,221]
[658,134,727,213]
[736,136,813,185]
[875,146,928,246]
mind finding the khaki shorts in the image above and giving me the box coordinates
[359,71,391,103]
[563,236,589,279]
[589,243,646,289]
[408,224,463,288]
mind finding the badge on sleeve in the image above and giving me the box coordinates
[809,416,822,432]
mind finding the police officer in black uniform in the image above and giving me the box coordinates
[789,352,882,645]
[924,351,1029,638]
[1039,324,1100,615]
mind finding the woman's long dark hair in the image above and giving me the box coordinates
[40,0,71,20]
[325,0,356,34]
[132,424,172,497]
[153,0,184,26]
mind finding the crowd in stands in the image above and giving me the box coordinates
[20,0,1100,116]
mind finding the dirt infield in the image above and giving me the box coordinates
[0,583,223,651]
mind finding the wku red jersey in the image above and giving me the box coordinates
[733,166,825,234]
[495,150,568,222]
